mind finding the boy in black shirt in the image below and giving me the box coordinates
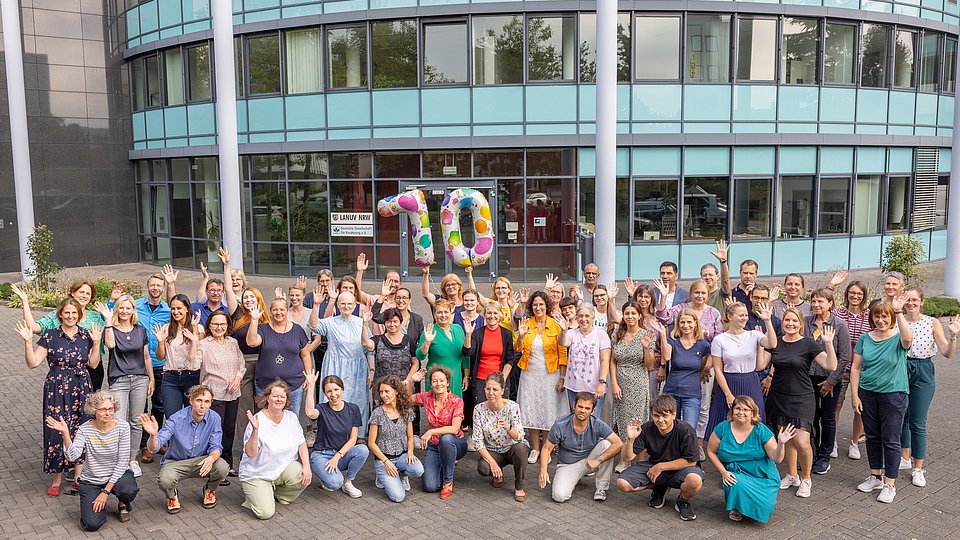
[617,395,705,521]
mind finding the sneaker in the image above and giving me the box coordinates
[698,446,706,462]
[796,479,812,498]
[166,492,181,514]
[912,469,927,488]
[857,475,884,492]
[585,471,596,477]
[877,483,896,503]
[202,488,217,509]
[593,488,607,502]
[729,509,743,522]
[812,457,831,475]
[614,461,629,474]
[848,443,861,460]
[648,486,668,509]
[375,476,384,489]
[467,438,477,452]
[780,475,800,490]
[401,475,411,492]
[527,449,540,464]
[830,441,838,459]
[341,482,362,499]
[129,460,142,478]
[899,457,912,470]
[675,498,697,521]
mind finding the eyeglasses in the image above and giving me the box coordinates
[96,407,115,412]
[209,322,228,327]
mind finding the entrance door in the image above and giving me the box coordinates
[398,181,497,282]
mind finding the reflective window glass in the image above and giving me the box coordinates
[945,38,958,93]
[736,18,777,81]
[777,176,814,238]
[526,178,575,243]
[579,13,631,82]
[372,20,418,89]
[683,177,728,240]
[886,176,910,231]
[631,179,678,241]
[375,152,420,178]
[285,28,322,94]
[527,16,576,81]
[289,181,329,242]
[686,14,730,83]
[330,153,372,179]
[424,22,467,84]
[247,34,281,95]
[330,181,374,244]
[187,45,211,101]
[732,178,771,238]
[824,23,856,84]
[424,151,471,177]
[854,175,881,235]
[473,16,523,85]
[919,33,940,92]
[328,26,368,89]
[893,30,916,88]
[634,15,680,80]
[252,183,288,241]
[861,24,890,88]
[474,150,524,177]
[819,177,850,234]
[145,54,162,107]
[781,18,818,85]
[579,178,629,243]
[165,48,184,106]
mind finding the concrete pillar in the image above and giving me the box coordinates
[594,0,617,280]
[211,0,243,261]
[2,1,36,280]
[946,57,960,295]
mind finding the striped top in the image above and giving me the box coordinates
[64,420,130,485]
[834,307,872,369]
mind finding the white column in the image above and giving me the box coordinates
[2,1,36,281]
[594,0,617,279]
[946,58,960,295]
[211,0,243,261]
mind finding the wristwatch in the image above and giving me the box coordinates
[596,455,605,463]
[100,488,110,495]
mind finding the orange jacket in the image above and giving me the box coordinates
[515,317,568,373]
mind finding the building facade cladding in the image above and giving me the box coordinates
[122,0,958,280]
[0,1,138,274]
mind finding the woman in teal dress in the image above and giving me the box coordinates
[706,395,796,523]
[416,299,469,398]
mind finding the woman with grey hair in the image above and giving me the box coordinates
[47,390,138,531]
[870,272,906,310]
[557,304,611,415]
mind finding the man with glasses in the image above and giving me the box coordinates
[745,285,783,397]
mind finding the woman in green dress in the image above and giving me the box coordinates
[706,396,796,523]
[417,299,469,398]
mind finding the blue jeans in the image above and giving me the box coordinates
[565,389,604,418]
[255,385,304,421]
[422,434,467,492]
[374,453,425,502]
[160,369,200,418]
[674,396,701,430]
[310,446,370,490]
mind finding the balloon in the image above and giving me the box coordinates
[377,190,435,266]
[441,188,494,267]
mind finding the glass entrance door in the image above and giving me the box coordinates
[398,181,498,282]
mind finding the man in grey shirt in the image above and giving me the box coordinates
[539,392,623,502]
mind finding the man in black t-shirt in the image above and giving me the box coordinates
[617,395,705,521]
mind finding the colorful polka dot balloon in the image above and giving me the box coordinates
[377,189,435,266]
[441,188,494,267]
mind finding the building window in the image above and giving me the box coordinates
[919,33,940,93]
[736,18,777,81]
[824,23,856,85]
[634,15,680,80]
[633,179,678,241]
[187,45,211,101]
[945,38,958,94]
[579,13,631,82]
[686,14,730,83]
[330,181,374,244]
[330,152,372,179]
[527,16,576,81]
[235,37,244,98]
[861,24,889,88]
[247,33,281,95]
[132,58,145,111]
[251,182,288,242]
[778,176,814,238]
[423,22,468,85]
[580,178,629,242]
[683,177,727,240]
[165,48,184,106]
[885,176,910,231]
[288,180,329,243]
[854,175,881,235]
[473,16,523,85]
[893,30,916,89]
[781,18,818,85]
[328,26,368,89]
[936,175,948,227]
[424,151,471,177]
[285,28,322,94]
[819,177,850,234]
[375,152,420,178]
[732,178,771,238]
[525,178,575,243]
[372,20,418,89]
[474,150,524,177]
[145,54,162,107]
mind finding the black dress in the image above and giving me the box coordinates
[764,337,823,432]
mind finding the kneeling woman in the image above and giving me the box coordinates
[47,390,138,531]
[705,396,796,523]
[239,381,311,520]
[304,373,369,498]
[407,366,467,499]
[369,375,424,502]
[473,372,530,502]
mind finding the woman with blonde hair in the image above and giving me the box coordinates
[421,266,465,311]
[660,308,711,429]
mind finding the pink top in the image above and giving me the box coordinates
[655,303,724,342]
[414,391,464,445]
[198,336,246,401]
[162,330,199,371]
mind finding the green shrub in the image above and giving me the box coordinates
[5,283,64,309]
[922,296,960,318]
[881,235,926,285]
[25,223,62,292]
[0,283,11,301]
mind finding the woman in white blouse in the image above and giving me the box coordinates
[198,311,245,476]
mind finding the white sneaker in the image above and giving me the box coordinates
[467,438,477,452]
[899,457,912,470]
[614,461,629,474]
[528,449,540,464]
[796,479,812,498]
[401,475,411,491]
[912,469,927,488]
[830,441,838,458]
[877,483,896,503]
[128,460,142,478]
[341,482,362,498]
[857,475,884,492]
[413,435,421,448]
[375,477,384,489]
[848,443,861,460]
[780,475,800,490]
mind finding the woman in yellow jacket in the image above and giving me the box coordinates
[515,291,569,464]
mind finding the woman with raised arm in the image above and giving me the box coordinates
[155,294,200,417]
[416,299,470,399]
[238,381,311,519]
[611,301,657,442]
[660,309,711,430]
[369,375,423,502]
[770,273,812,320]
[556,304,611,414]
[232,287,269,441]
[198,311,245,476]
[834,280,872,460]
[454,289,485,334]
[653,279,724,342]
[17,298,102,496]
[364,307,418,396]
[421,266,465,311]
[246,298,312,416]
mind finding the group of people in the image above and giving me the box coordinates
[15,241,957,529]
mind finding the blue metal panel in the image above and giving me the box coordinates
[247,97,285,132]
[938,95,955,126]
[373,90,420,126]
[887,91,916,125]
[526,86,577,122]
[188,102,216,135]
[422,88,470,125]
[733,85,776,121]
[729,240,773,277]
[631,244,679,280]
[779,146,817,174]
[163,106,188,138]
[820,147,854,174]
[422,125,470,137]
[856,147,886,174]
[285,94,326,130]
[684,85,731,121]
[773,239,813,274]
[632,147,681,176]
[145,109,165,139]
[915,93,938,125]
[930,229,947,259]
[684,147,730,175]
[850,236,883,269]
[327,92,371,128]
[778,86,818,122]
[132,112,146,141]
[159,0,183,27]
[632,85,681,122]
[680,243,715,280]
[733,146,776,175]
[814,237,850,272]
[888,147,913,172]
[820,87,856,123]
[473,87,523,124]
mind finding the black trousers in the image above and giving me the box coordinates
[140,366,164,448]
[78,470,138,532]
[211,399,239,468]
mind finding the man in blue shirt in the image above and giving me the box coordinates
[141,384,228,514]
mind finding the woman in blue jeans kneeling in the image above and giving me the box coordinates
[407,366,467,499]
[369,375,424,502]
[304,374,369,498]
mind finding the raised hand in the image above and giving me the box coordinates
[464,265,473,276]
[423,324,437,344]
[139,414,159,436]
[246,410,259,430]
[10,283,29,301]
[769,284,783,300]
[755,301,773,321]
[295,275,307,290]
[249,306,263,323]
[93,301,113,321]
[653,320,667,336]
[623,278,638,297]
[218,247,231,266]
[570,284,583,301]
[199,261,209,280]
[639,330,655,350]
[821,324,836,344]
[517,318,530,338]
[45,415,69,434]
[652,278,669,298]
[303,370,320,387]
[777,424,798,444]
[626,418,642,440]
[552,315,568,330]
[544,273,559,290]
[410,368,426,384]
[356,253,369,272]
[88,324,103,342]
[109,283,124,302]
[15,320,33,341]
[607,282,619,301]
[420,265,430,275]
[948,314,960,336]
[326,282,337,300]
[710,239,729,262]
[181,326,197,342]
[153,323,168,342]
[829,270,848,288]
[274,287,285,300]
[519,287,531,304]
[892,293,907,313]
[162,264,179,284]
[362,311,373,325]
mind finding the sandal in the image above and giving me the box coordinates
[491,477,504,488]
[47,485,61,497]
[118,503,131,523]
[514,490,526,502]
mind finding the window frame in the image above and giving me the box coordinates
[684,12,733,84]
[883,174,913,233]
[245,31,285,97]
[891,27,917,90]
[631,176,682,243]
[525,13,578,84]
[283,27,325,96]
[185,42,213,103]
[815,175,853,236]
[822,20,859,87]
[371,19,420,90]
[421,18,470,87]
[325,22,372,92]
[859,22,891,89]
[781,16,820,86]
[632,12,683,82]
[733,15,779,83]
[731,176,773,239]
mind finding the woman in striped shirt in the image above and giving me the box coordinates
[47,390,138,531]
[833,281,872,460]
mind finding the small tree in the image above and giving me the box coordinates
[881,234,926,285]
[25,223,62,291]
